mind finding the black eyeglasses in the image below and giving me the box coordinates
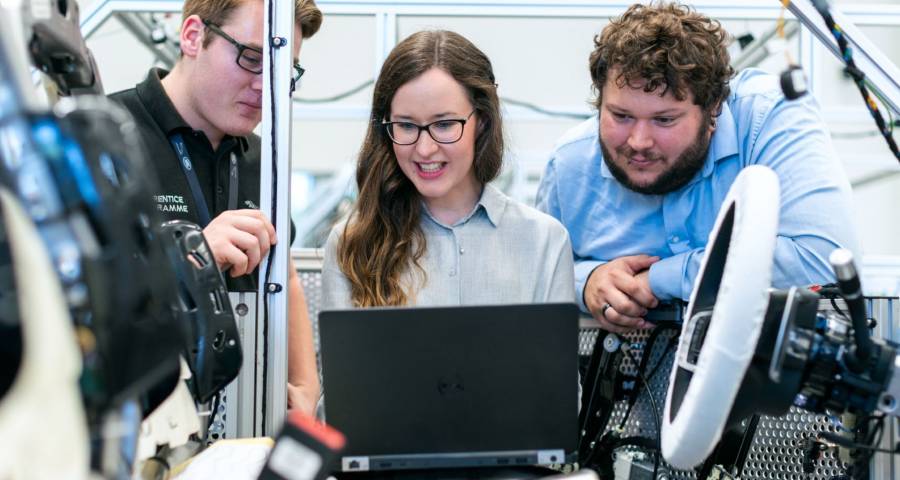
[382,110,476,145]
[202,19,305,93]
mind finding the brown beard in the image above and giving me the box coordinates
[600,113,713,195]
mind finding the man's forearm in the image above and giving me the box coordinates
[575,259,605,312]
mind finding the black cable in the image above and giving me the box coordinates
[581,326,678,470]
[819,415,895,480]
[620,344,662,478]
[821,431,897,454]
[577,332,619,456]
[830,296,849,320]
[617,329,665,430]
[206,392,222,442]
[859,415,886,474]
[643,326,680,387]
[580,331,651,468]
[811,0,900,163]
[260,0,279,435]
[617,325,679,430]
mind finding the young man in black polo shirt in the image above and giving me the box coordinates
[110,0,323,415]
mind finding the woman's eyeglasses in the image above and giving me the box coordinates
[382,110,476,145]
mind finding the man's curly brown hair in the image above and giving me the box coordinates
[589,1,734,115]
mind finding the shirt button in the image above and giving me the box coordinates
[449,270,456,277]
[216,186,224,194]
[459,247,465,255]
[671,235,680,243]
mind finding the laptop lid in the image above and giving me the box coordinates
[319,303,579,471]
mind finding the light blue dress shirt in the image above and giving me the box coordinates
[323,184,577,309]
[536,68,858,311]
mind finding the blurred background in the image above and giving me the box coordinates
[77,0,900,291]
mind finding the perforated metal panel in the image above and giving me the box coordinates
[583,326,694,479]
[743,409,848,479]
[580,325,848,479]
[579,296,899,480]
[299,270,325,351]
[206,392,228,443]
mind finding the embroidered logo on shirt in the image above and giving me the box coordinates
[154,194,189,213]
[244,200,258,209]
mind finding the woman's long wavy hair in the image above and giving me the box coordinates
[337,30,504,307]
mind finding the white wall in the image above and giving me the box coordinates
[79,0,900,258]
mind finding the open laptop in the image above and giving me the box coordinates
[319,303,579,473]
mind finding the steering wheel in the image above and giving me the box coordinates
[660,165,781,470]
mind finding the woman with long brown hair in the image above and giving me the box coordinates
[322,30,574,308]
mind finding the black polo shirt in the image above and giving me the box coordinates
[110,68,263,291]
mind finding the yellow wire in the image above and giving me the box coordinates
[777,1,795,66]
[777,5,786,39]
[866,80,896,134]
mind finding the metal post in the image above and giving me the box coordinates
[258,0,295,436]
[374,12,397,80]
[867,297,898,480]
[224,292,260,438]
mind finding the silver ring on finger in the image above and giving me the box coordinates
[601,302,613,319]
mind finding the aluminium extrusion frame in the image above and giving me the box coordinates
[867,296,898,480]
[224,292,261,438]
[258,0,295,436]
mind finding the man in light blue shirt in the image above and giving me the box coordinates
[536,2,857,333]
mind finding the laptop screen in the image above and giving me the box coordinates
[319,303,579,463]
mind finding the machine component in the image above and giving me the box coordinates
[42,96,184,419]
[0,188,89,480]
[2,0,184,423]
[578,305,683,476]
[661,165,781,470]
[659,164,900,473]
[780,64,808,100]
[1,1,242,477]
[160,221,242,404]
[578,331,624,468]
[22,0,103,94]
[134,358,204,478]
[612,449,665,480]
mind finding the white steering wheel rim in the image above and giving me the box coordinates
[0,188,89,477]
[661,165,781,470]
